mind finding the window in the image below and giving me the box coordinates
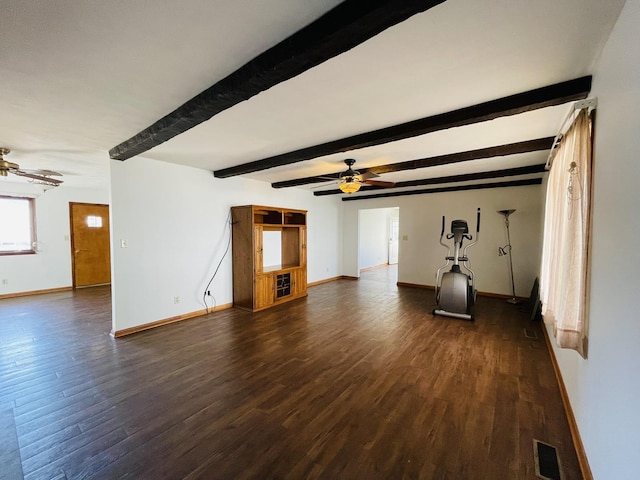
[0,195,37,255]
[86,215,103,228]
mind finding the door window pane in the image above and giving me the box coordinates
[86,215,103,228]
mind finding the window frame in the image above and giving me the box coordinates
[0,195,37,256]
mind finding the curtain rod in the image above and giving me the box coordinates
[545,97,598,169]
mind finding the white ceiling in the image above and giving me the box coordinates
[0,0,625,193]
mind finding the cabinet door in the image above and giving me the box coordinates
[300,227,307,267]
[255,274,274,309]
[254,226,263,274]
[292,267,307,296]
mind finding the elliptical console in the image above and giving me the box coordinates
[433,208,481,320]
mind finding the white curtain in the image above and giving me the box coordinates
[540,109,593,358]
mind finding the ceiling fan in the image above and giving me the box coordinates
[336,159,394,193]
[0,148,64,187]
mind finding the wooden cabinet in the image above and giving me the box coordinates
[231,205,307,312]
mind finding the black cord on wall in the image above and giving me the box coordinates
[203,210,232,314]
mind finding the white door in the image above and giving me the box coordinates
[388,219,399,264]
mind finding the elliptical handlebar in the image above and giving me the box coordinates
[439,216,449,249]
[463,208,481,254]
[435,215,450,299]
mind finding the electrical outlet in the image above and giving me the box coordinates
[1,279,8,285]
[173,296,180,304]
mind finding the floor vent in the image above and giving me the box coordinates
[533,439,563,480]
[524,327,538,339]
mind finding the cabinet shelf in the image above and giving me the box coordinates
[284,211,306,225]
[253,208,282,225]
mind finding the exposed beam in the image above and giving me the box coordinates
[272,137,553,188]
[341,178,542,201]
[215,76,591,178]
[109,0,446,161]
[314,163,546,196]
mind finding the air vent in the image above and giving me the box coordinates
[533,439,563,480]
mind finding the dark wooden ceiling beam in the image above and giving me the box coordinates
[313,163,546,196]
[214,76,591,178]
[272,137,553,188]
[341,178,542,201]
[109,0,446,161]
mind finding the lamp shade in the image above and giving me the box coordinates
[339,179,361,193]
[497,209,516,218]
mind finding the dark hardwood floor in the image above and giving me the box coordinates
[0,266,580,479]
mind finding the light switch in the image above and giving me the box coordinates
[402,235,408,241]
[120,239,128,248]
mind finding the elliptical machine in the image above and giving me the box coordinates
[433,208,481,321]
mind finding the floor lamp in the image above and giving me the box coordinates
[497,209,519,304]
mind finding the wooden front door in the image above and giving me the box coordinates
[70,203,111,287]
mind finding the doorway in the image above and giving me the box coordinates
[357,206,400,273]
[70,202,111,288]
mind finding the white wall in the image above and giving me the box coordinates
[109,157,342,332]
[358,207,398,269]
[0,183,109,295]
[342,184,543,297]
[547,1,640,478]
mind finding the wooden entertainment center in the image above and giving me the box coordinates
[231,205,307,312]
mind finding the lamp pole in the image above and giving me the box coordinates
[497,209,519,304]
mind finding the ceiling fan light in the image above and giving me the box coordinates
[339,179,361,193]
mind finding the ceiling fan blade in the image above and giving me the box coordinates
[358,171,379,181]
[20,169,63,176]
[10,169,64,185]
[363,179,395,188]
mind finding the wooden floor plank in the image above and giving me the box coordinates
[0,407,24,480]
[0,266,581,479]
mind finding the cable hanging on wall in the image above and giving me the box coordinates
[202,210,233,314]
